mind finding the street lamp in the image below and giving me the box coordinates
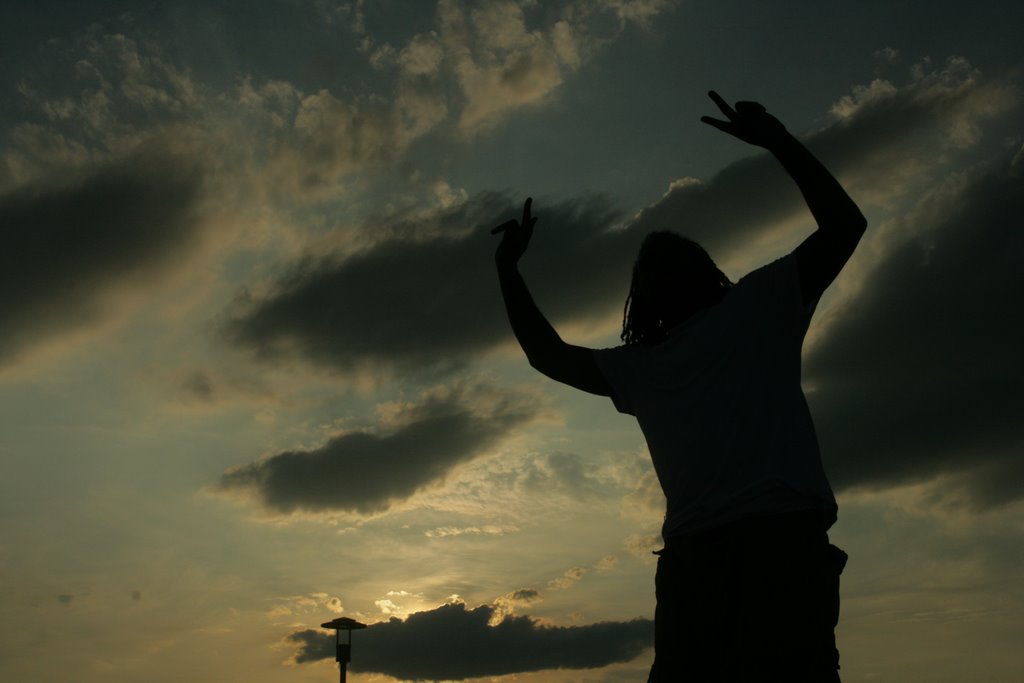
[321,617,368,683]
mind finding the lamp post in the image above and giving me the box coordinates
[321,617,367,683]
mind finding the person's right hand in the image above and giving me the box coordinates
[492,197,537,267]
[700,90,789,150]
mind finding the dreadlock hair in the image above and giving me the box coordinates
[621,231,734,345]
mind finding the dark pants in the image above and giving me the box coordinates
[648,509,847,682]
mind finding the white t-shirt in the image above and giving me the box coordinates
[593,254,837,539]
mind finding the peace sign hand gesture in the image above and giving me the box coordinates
[492,197,538,268]
[700,90,789,150]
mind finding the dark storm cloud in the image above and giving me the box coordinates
[806,149,1024,507]
[287,601,653,680]
[223,191,631,375]
[0,147,204,365]
[216,383,540,514]
[224,67,1009,377]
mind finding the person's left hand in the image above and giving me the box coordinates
[700,90,789,149]
[492,197,537,268]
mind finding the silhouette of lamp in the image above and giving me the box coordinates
[321,617,367,683]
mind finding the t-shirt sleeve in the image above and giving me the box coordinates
[592,346,637,415]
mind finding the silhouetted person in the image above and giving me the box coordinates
[493,91,864,682]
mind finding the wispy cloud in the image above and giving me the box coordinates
[547,553,620,591]
[227,0,682,197]
[424,524,519,537]
[5,27,203,187]
[357,0,679,136]
[267,591,344,620]
[490,587,542,623]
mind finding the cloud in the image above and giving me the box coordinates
[624,533,661,560]
[243,0,680,197]
[490,587,544,624]
[268,592,345,619]
[620,464,665,525]
[548,566,588,590]
[396,442,656,526]
[225,61,1016,379]
[286,601,652,679]
[546,552,620,591]
[440,0,577,133]
[517,451,620,500]
[805,147,1024,508]
[222,190,630,376]
[490,587,541,623]
[255,86,410,199]
[215,382,543,515]
[409,0,678,135]
[424,524,519,537]
[370,590,433,619]
[181,370,215,402]
[0,145,205,366]
[830,78,899,119]
[7,29,201,186]
[456,0,675,133]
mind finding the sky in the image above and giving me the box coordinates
[1,1,1022,681]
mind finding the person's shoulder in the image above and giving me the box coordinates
[594,340,660,371]
[594,341,644,358]
[729,255,801,312]
[737,254,794,288]
[735,253,815,324]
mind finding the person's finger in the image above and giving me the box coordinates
[700,116,732,133]
[490,219,518,235]
[735,100,766,114]
[521,196,533,227]
[707,90,735,119]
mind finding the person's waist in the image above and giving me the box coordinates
[663,507,825,549]
[660,480,835,538]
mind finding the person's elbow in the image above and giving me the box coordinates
[525,343,612,397]
[852,211,867,233]
[846,207,868,234]
[526,348,560,377]
[831,212,866,247]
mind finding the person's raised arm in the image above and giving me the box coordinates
[701,91,867,307]
[492,198,611,397]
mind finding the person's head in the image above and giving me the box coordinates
[621,232,733,345]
